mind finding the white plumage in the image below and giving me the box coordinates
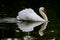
[17,7,48,21]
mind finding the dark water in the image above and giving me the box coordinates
[0,0,60,40]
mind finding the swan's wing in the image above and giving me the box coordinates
[17,8,45,21]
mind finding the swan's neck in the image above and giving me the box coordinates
[39,10,48,21]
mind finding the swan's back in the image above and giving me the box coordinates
[17,8,45,21]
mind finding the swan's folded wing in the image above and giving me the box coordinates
[17,8,45,21]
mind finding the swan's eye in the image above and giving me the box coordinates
[42,9,46,13]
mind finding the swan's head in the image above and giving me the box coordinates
[39,7,46,13]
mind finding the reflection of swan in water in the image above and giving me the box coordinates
[17,7,48,21]
[17,21,44,32]
[39,22,48,36]
[17,21,48,36]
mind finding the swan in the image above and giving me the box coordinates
[17,7,48,21]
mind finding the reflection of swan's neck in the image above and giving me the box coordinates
[39,22,48,36]
[40,22,48,31]
[39,8,48,21]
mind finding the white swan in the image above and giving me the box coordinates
[17,7,48,21]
